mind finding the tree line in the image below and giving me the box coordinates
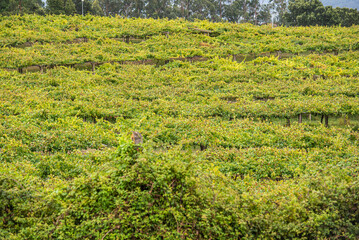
[1,0,359,26]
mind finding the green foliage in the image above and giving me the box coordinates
[0,0,45,15]
[1,15,359,239]
[2,15,359,68]
[91,0,104,16]
[73,0,92,15]
[46,0,76,15]
[116,135,137,159]
[0,0,358,27]
[285,0,359,26]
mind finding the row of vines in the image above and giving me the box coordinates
[2,15,359,69]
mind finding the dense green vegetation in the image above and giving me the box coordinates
[2,0,359,27]
[1,15,359,239]
[286,0,359,27]
[2,15,359,68]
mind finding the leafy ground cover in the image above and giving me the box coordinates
[1,15,359,239]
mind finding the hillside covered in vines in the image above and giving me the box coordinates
[1,15,359,239]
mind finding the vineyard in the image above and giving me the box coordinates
[1,15,359,239]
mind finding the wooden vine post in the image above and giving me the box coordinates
[343,115,349,125]
[286,117,291,127]
[131,131,143,151]
[321,114,329,127]
[91,62,96,74]
[232,54,236,62]
[298,114,302,124]
[325,115,329,128]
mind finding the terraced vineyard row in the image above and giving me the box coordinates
[1,15,359,239]
[2,15,359,70]
[2,52,359,119]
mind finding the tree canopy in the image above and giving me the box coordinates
[0,0,45,15]
[285,0,359,26]
[1,0,359,26]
